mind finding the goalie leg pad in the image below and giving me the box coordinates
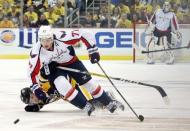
[146,37,155,64]
[165,51,175,64]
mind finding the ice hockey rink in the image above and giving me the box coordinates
[0,59,190,131]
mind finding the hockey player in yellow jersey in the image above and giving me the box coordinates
[21,74,93,113]
[20,74,124,113]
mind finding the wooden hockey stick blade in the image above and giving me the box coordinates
[163,96,170,105]
[137,82,167,97]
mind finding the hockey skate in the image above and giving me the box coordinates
[83,102,95,116]
[146,49,155,64]
[106,91,125,111]
[166,56,175,64]
[106,100,125,113]
[160,52,167,63]
[105,91,125,113]
[147,56,155,64]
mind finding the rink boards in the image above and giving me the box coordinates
[0,27,189,61]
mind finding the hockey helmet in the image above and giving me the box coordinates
[38,25,53,41]
[163,1,171,13]
[20,87,32,104]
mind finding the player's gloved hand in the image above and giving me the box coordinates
[42,97,52,104]
[87,45,100,64]
[24,104,43,112]
[32,87,50,105]
[40,61,59,79]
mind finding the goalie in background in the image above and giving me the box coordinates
[145,1,181,64]
[20,74,124,113]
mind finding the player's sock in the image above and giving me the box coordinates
[94,91,112,106]
[69,91,95,116]
[94,91,118,113]
[69,91,87,109]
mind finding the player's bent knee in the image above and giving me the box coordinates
[54,76,78,101]
[91,85,103,98]
[81,79,103,98]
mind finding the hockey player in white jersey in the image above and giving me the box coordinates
[146,1,181,64]
[27,25,124,116]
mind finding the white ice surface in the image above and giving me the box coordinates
[0,60,190,131]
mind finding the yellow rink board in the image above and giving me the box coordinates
[0,55,133,60]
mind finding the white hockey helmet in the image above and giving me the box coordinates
[163,1,171,13]
[38,25,53,40]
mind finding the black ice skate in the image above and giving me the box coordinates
[83,102,95,116]
[106,91,125,112]
[106,100,125,113]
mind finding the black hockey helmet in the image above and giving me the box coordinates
[20,87,32,104]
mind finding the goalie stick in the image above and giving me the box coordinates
[141,41,190,54]
[58,66,170,105]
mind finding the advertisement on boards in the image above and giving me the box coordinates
[0,28,133,60]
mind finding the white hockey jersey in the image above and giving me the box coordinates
[28,29,96,85]
[151,9,179,32]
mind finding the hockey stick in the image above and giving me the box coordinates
[57,66,144,121]
[141,41,190,54]
[96,62,144,122]
[57,66,169,104]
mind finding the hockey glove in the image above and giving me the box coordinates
[24,104,43,112]
[87,45,100,64]
[40,61,59,79]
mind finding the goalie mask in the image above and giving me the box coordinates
[163,2,171,13]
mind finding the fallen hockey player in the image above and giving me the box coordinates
[20,74,124,115]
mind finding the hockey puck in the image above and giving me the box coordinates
[14,119,20,124]
[138,115,144,122]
